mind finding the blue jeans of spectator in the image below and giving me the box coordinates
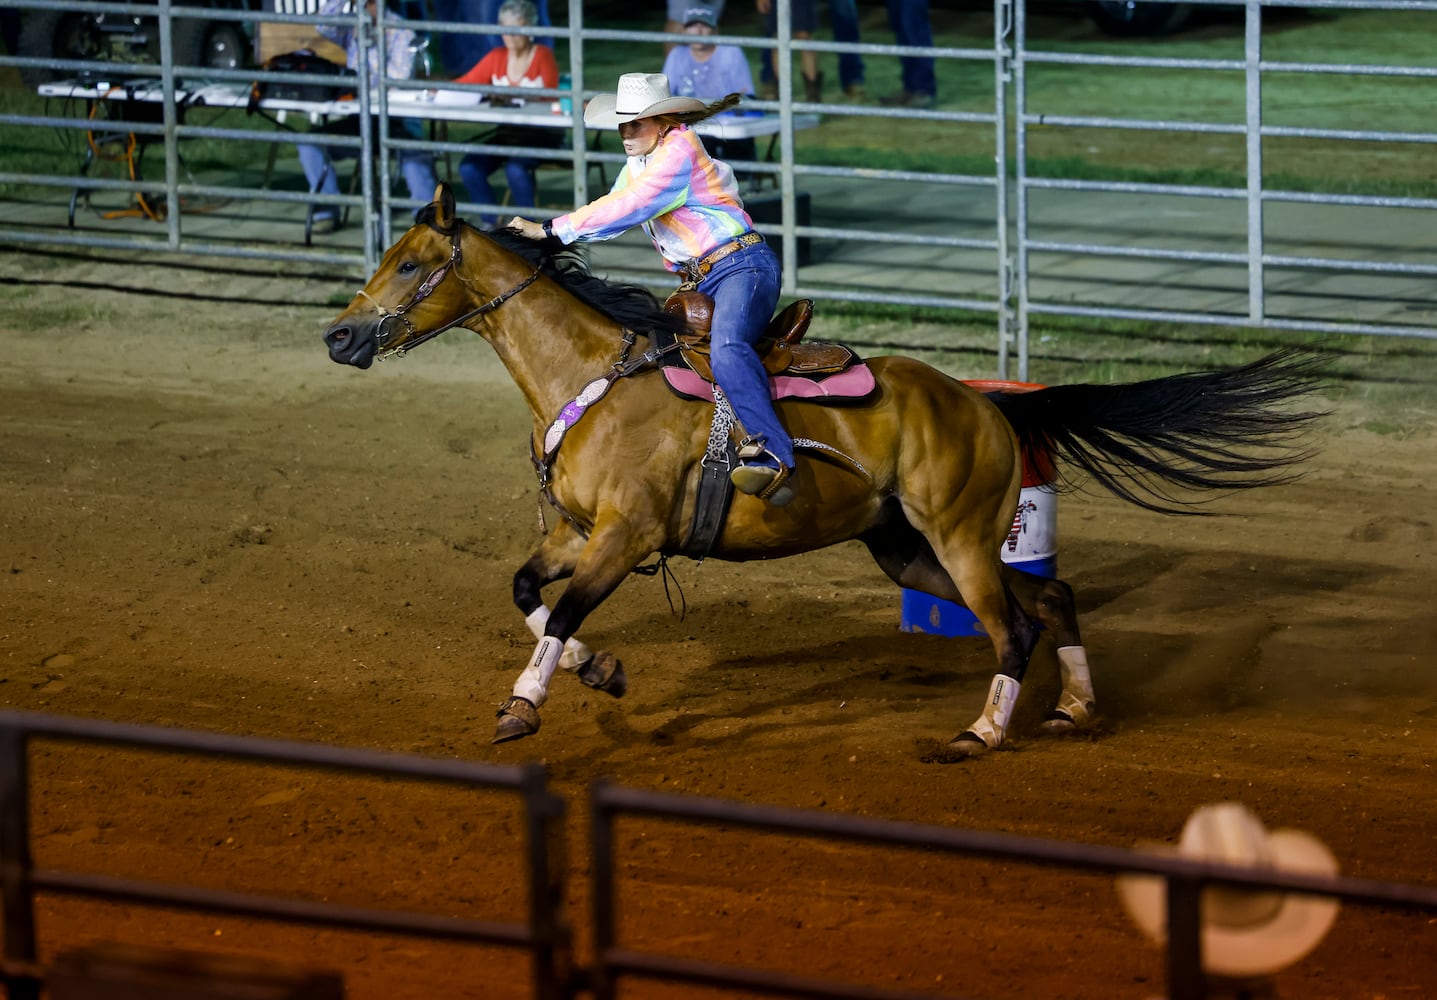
[695,239,791,468]
[298,119,438,222]
[885,0,936,97]
[830,0,864,91]
[458,152,537,225]
[433,0,551,76]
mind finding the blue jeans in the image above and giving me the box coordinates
[886,0,936,98]
[696,240,791,468]
[830,0,865,91]
[433,0,552,76]
[458,152,537,224]
[298,118,438,220]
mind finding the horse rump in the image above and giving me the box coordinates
[984,348,1330,514]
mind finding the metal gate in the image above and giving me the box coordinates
[2,0,1433,379]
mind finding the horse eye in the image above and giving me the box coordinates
[398,261,418,275]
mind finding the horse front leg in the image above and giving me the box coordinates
[494,513,662,744]
[512,519,627,700]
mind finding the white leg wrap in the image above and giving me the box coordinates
[1055,645,1095,725]
[512,636,563,708]
[967,675,1021,749]
[524,606,594,673]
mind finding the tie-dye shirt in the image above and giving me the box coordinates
[550,125,753,272]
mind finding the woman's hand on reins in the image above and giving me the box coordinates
[509,217,544,241]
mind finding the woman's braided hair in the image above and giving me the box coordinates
[648,92,743,130]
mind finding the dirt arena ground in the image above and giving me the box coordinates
[2,247,1434,999]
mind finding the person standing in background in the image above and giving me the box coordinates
[880,0,935,108]
[295,0,438,234]
[829,0,865,100]
[453,0,560,225]
[755,0,821,102]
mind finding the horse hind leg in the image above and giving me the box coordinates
[943,567,1042,756]
[861,509,1040,757]
[1004,567,1096,733]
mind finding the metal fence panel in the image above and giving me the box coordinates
[2,0,1434,379]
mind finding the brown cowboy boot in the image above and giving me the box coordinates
[803,72,824,103]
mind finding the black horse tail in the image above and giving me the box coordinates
[985,349,1330,515]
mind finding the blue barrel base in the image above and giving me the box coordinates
[899,556,1058,638]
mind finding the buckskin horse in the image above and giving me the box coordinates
[322,185,1324,759]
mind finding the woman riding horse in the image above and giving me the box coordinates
[508,72,797,506]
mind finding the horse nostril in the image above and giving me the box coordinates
[325,326,351,347]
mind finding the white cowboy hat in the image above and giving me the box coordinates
[583,72,707,129]
[1117,802,1340,979]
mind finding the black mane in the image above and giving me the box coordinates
[414,205,687,342]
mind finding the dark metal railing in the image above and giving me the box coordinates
[0,710,573,1000]
[587,780,1437,1000]
[5,710,1437,1000]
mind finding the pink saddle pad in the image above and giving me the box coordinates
[662,363,876,403]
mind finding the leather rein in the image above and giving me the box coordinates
[355,219,542,360]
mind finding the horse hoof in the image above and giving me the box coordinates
[947,731,992,757]
[920,731,993,764]
[576,651,627,698]
[1040,697,1095,735]
[492,696,540,744]
[1039,711,1078,734]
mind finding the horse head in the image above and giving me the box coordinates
[323,182,476,368]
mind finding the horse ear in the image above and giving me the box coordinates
[434,182,456,231]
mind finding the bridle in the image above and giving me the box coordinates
[354,219,542,360]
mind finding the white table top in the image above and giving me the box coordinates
[37,79,819,138]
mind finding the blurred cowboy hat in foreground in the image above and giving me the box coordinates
[1118,801,1340,980]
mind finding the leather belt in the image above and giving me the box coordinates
[680,231,764,285]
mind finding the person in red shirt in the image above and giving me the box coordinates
[453,0,561,224]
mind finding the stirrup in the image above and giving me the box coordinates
[731,440,795,506]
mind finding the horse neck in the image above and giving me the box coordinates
[460,229,630,420]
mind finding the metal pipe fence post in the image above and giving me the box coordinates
[566,0,587,208]
[776,0,798,294]
[521,763,571,1000]
[354,4,377,268]
[158,0,181,249]
[587,781,618,1000]
[995,0,1015,380]
[371,1,392,260]
[0,721,39,1000]
[1165,875,1206,1000]
[1244,0,1265,324]
[1012,0,1030,382]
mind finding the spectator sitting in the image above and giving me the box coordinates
[662,5,757,172]
[452,0,561,226]
[296,0,439,235]
[433,0,552,78]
